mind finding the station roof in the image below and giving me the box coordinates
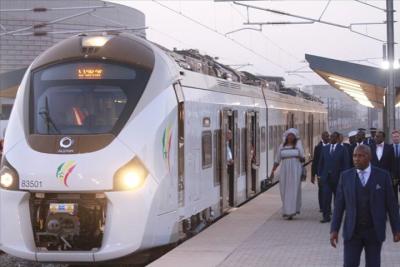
[305,54,400,109]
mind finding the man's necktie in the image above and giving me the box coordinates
[330,145,334,155]
[359,170,367,186]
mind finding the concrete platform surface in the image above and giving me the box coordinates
[149,182,400,267]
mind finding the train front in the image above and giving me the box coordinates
[0,34,176,263]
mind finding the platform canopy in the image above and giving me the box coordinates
[306,54,400,109]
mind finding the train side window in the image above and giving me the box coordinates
[278,125,282,143]
[268,126,273,148]
[261,126,266,152]
[235,126,241,175]
[241,128,246,174]
[214,130,221,185]
[202,130,212,169]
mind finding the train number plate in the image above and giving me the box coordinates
[49,203,77,215]
[20,180,43,189]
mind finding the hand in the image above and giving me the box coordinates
[393,232,400,242]
[227,159,234,165]
[330,231,338,248]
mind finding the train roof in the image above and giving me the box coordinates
[162,47,323,104]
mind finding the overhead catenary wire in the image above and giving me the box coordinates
[227,3,303,63]
[234,1,386,42]
[0,9,96,36]
[318,0,332,21]
[151,0,288,72]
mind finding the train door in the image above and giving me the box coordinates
[287,112,294,129]
[220,109,238,211]
[245,111,260,197]
[174,83,185,208]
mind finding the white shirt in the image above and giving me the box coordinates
[226,143,233,161]
[357,164,371,186]
[376,143,384,161]
[329,144,337,154]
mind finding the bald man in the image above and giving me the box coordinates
[330,145,400,267]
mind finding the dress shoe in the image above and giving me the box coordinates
[320,218,331,223]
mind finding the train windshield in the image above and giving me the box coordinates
[31,61,151,135]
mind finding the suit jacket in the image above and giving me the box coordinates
[365,137,375,146]
[348,143,357,167]
[370,143,393,175]
[331,166,400,242]
[317,144,350,184]
[311,141,326,177]
[391,144,400,179]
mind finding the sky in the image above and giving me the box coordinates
[113,0,399,88]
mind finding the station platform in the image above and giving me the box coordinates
[150,181,400,267]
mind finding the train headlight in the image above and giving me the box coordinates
[114,157,148,191]
[81,36,111,48]
[0,158,19,190]
[0,172,13,188]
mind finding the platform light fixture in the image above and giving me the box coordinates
[345,93,369,100]
[338,86,364,95]
[357,99,374,108]
[335,82,363,91]
[338,87,374,108]
[328,77,361,88]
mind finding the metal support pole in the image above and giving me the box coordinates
[385,0,396,141]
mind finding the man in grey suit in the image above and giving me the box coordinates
[330,145,400,267]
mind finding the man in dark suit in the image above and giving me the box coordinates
[358,128,367,144]
[311,131,330,212]
[318,131,350,223]
[371,131,396,201]
[330,145,400,267]
[392,129,400,203]
[349,130,367,168]
[366,127,377,146]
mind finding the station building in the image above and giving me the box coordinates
[0,0,145,137]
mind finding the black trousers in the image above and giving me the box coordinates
[344,228,382,267]
[392,178,399,203]
[322,178,337,220]
[318,179,323,211]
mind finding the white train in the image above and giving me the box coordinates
[0,33,327,263]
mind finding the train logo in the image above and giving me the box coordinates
[56,160,77,187]
[59,136,74,149]
[162,125,173,172]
